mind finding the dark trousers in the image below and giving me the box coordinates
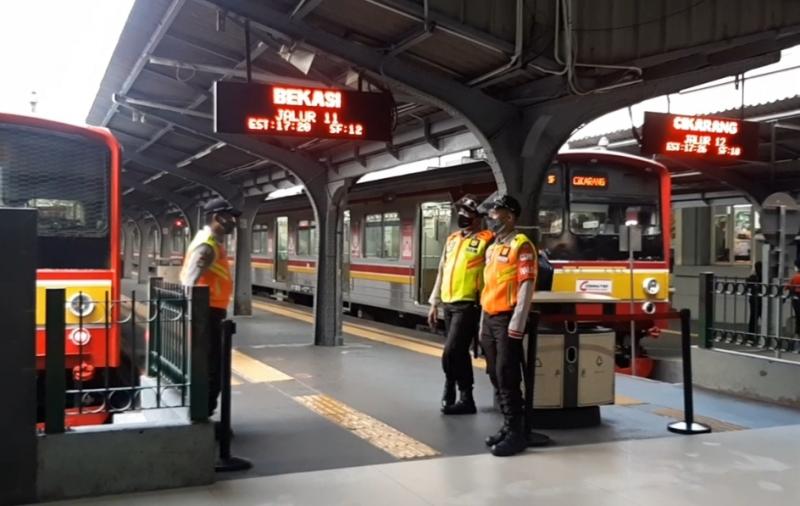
[442,302,479,390]
[793,298,800,336]
[480,312,524,416]
[208,307,227,416]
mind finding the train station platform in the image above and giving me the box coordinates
[115,280,800,480]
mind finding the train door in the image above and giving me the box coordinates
[275,216,289,282]
[417,202,451,303]
[342,210,350,295]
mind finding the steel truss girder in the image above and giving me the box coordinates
[207,0,516,139]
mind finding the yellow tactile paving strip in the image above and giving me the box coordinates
[294,394,439,460]
[231,349,293,383]
[653,407,746,432]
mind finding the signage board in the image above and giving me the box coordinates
[641,111,760,161]
[214,81,394,141]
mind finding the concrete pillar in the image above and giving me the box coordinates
[138,220,155,285]
[233,199,261,316]
[310,180,350,346]
[122,222,136,279]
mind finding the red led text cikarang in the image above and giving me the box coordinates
[572,175,608,188]
[665,115,744,158]
[672,116,739,135]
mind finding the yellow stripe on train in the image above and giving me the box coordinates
[551,268,669,301]
[35,281,113,326]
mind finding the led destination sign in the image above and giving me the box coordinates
[214,81,394,141]
[572,174,608,188]
[641,111,760,161]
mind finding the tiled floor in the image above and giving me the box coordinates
[47,424,800,505]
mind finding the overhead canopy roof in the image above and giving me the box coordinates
[87,0,800,219]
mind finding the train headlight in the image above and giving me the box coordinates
[641,301,656,315]
[69,328,92,346]
[68,293,95,317]
[642,278,660,296]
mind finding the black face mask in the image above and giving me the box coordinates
[457,214,473,229]
[486,217,506,234]
[216,215,236,235]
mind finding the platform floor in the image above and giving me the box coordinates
[117,280,800,484]
[48,424,800,505]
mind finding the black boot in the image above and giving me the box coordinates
[441,380,456,410]
[490,416,527,457]
[442,388,477,415]
[485,417,510,446]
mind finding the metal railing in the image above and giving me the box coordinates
[41,281,210,433]
[698,272,800,357]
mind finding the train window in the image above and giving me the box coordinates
[252,224,268,254]
[538,195,564,235]
[365,212,400,258]
[712,205,755,264]
[296,220,317,256]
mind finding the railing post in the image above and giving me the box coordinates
[45,289,66,434]
[698,272,715,348]
[189,285,210,421]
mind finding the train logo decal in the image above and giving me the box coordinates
[576,279,613,294]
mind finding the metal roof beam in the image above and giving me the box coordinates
[115,95,328,202]
[361,0,513,55]
[101,0,186,126]
[148,56,328,88]
[291,0,323,20]
[121,172,194,210]
[128,151,241,204]
[163,31,242,63]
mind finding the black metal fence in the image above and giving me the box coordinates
[699,272,800,356]
[41,279,210,433]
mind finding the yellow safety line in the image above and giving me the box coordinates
[653,407,746,432]
[614,394,646,406]
[231,349,293,383]
[294,394,439,460]
[253,300,646,406]
[252,300,487,369]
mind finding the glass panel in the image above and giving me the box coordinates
[297,228,310,255]
[713,206,730,262]
[383,222,400,258]
[732,205,752,262]
[364,222,382,258]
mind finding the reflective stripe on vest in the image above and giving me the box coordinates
[180,228,233,309]
[480,233,536,315]
[440,230,493,303]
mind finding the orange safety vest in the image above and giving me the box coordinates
[181,228,233,310]
[481,233,537,315]
[440,229,493,303]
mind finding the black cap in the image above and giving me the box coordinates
[454,194,481,215]
[203,197,242,217]
[489,194,521,217]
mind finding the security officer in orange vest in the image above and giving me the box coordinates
[480,194,537,457]
[180,198,240,420]
[428,195,494,414]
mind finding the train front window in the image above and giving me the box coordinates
[545,163,664,261]
[0,123,111,268]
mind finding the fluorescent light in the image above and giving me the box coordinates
[265,185,304,200]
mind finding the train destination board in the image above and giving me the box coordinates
[214,81,394,141]
[641,111,760,161]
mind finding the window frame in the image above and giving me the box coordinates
[295,220,316,256]
[364,211,401,259]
